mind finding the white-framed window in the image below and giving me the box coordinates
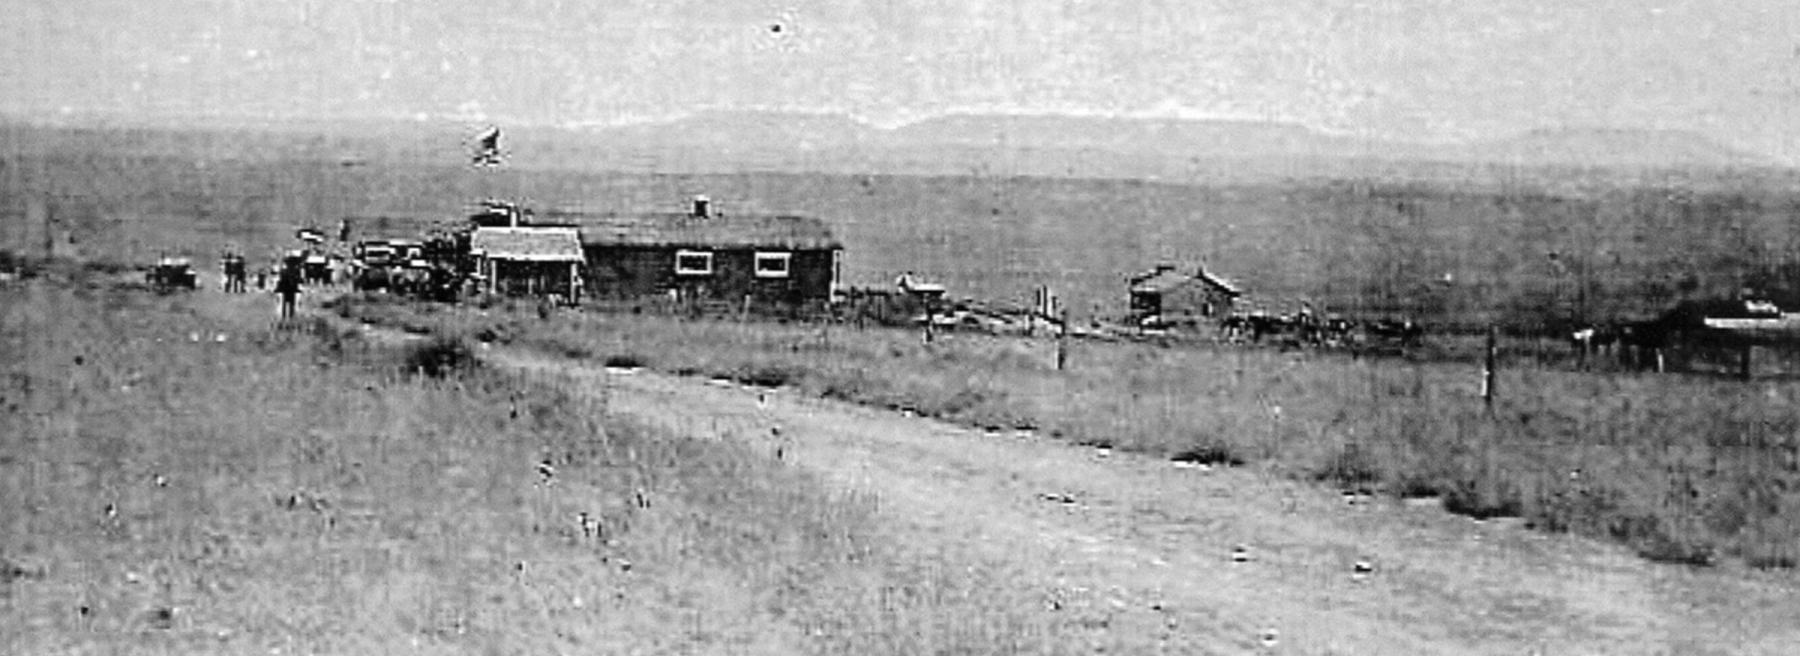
[754,251,792,278]
[675,249,713,276]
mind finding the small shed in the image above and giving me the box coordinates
[470,227,584,299]
[1129,264,1242,322]
[556,197,843,310]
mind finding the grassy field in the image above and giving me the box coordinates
[334,292,1800,570]
[8,123,1800,566]
[0,263,1090,655]
[7,124,1800,331]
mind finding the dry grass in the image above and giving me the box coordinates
[334,293,1800,570]
[0,267,1079,655]
[8,138,1800,330]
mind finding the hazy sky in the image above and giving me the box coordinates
[4,0,1797,162]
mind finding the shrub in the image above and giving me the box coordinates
[737,363,798,388]
[1441,477,1526,520]
[1170,443,1245,467]
[603,353,646,368]
[401,336,478,378]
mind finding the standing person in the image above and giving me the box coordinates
[275,260,302,321]
[224,255,246,293]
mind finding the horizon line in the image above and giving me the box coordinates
[3,106,1791,169]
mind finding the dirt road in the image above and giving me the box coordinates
[475,344,1799,656]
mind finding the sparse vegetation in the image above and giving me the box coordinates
[0,268,1079,654]
[335,291,1800,569]
[399,335,478,378]
[601,353,647,368]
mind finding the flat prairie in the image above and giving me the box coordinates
[7,124,1800,654]
[7,123,1800,328]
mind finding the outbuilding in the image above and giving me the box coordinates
[1129,264,1242,323]
[470,226,584,300]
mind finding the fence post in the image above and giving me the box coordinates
[1483,324,1498,412]
[1740,344,1754,381]
[922,297,934,344]
[1056,308,1069,371]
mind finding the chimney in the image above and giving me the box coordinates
[692,195,711,219]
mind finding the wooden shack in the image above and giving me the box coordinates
[558,198,843,311]
[1129,264,1242,323]
[470,227,584,300]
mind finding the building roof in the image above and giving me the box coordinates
[1197,270,1243,296]
[1129,266,1243,296]
[548,212,843,250]
[471,227,584,262]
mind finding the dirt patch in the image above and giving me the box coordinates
[483,344,1800,655]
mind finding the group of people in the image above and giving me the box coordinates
[217,251,305,319]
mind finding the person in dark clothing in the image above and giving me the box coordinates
[275,262,302,320]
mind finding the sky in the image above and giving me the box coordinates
[3,0,1797,163]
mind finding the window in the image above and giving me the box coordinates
[675,250,713,275]
[755,251,791,278]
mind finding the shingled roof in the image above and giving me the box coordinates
[548,212,842,250]
[471,227,584,262]
[1129,266,1243,296]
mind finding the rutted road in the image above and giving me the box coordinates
[482,345,1800,656]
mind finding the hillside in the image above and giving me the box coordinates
[1455,127,1776,169]
[5,112,1791,191]
[557,111,1784,179]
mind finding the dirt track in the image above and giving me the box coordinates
[204,284,1800,654]
[475,344,1800,656]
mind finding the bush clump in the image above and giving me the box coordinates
[1170,443,1245,467]
[1441,478,1526,520]
[401,336,479,378]
[737,364,798,388]
[603,353,647,368]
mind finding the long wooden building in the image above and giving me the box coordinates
[552,197,843,310]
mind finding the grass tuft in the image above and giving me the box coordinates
[1171,443,1246,467]
[602,353,647,368]
[400,335,479,378]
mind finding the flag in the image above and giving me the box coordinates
[472,126,502,166]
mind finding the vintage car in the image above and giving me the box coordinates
[146,257,199,292]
